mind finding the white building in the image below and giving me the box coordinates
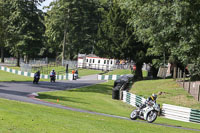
[77,54,117,71]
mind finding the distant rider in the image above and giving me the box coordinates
[33,70,40,84]
[50,69,56,77]
[34,70,40,79]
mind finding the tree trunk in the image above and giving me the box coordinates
[151,66,158,79]
[173,64,177,79]
[24,55,29,64]
[62,29,66,66]
[134,62,143,80]
[1,47,4,63]
[17,52,20,67]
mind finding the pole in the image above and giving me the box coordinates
[198,85,200,101]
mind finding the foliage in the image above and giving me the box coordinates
[120,0,200,79]
[45,0,101,60]
[8,0,45,60]
[96,1,149,79]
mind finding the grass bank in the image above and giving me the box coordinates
[0,97,197,132]
[37,80,200,130]
[0,70,50,82]
[7,66,102,77]
[130,79,200,110]
[104,69,148,78]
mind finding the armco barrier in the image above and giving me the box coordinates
[0,66,73,80]
[162,104,191,122]
[98,75,122,80]
[122,91,146,107]
[122,91,200,123]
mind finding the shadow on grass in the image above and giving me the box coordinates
[68,83,113,95]
[37,94,89,104]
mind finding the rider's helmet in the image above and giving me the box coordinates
[52,69,55,72]
[151,93,157,101]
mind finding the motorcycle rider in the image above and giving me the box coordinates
[50,69,56,81]
[33,70,40,83]
[139,94,157,110]
[34,70,40,78]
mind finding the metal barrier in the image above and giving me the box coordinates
[0,66,73,80]
[97,75,122,80]
[122,91,200,123]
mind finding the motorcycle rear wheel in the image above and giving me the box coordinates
[130,110,138,120]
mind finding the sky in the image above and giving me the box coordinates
[38,0,54,12]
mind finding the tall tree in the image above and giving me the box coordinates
[7,0,45,66]
[120,0,200,79]
[97,1,148,79]
[45,0,101,63]
[0,0,11,63]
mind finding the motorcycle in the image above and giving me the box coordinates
[130,101,161,123]
[33,76,40,84]
[74,73,78,80]
[50,75,56,82]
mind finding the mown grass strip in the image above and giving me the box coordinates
[0,98,198,133]
[37,80,200,130]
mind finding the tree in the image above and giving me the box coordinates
[45,0,101,63]
[0,0,11,63]
[97,1,148,79]
[7,0,45,66]
[120,0,200,79]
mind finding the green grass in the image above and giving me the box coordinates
[7,66,102,77]
[1,68,200,131]
[37,80,200,130]
[104,69,148,78]
[0,98,197,133]
[104,69,132,75]
[0,70,48,82]
[77,68,102,77]
[38,81,132,117]
[130,79,200,110]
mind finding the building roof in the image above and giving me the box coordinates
[86,54,99,58]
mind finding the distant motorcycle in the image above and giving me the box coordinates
[74,73,78,80]
[130,102,161,123]
[50,75,56,82]
[33,76,40,84]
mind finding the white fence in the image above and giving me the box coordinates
[122,91,200,123]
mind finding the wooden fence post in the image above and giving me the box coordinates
[183,72,186,88]
[198,85,200,102]
[177,68,180,82]
[173,67,177,79]
[188,79,191,93]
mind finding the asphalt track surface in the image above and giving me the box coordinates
[0,76,200,132]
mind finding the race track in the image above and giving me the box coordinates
[0,76,199,132]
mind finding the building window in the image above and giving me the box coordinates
[86,59,88,62]
[98,60,100,63]
[111,61,112,64]
[107,60,109,64]
[93,59,95,63]
[104,60,106,64]
[90,59,92,63]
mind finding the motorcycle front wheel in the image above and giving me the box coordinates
[130,110,138,120]
[146,110,157,123]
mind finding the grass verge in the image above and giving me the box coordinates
[0,98,197,133]
[0,70,48,82]
[130,79,200,109]
[37,80,200,130]
[7,66,102,77]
